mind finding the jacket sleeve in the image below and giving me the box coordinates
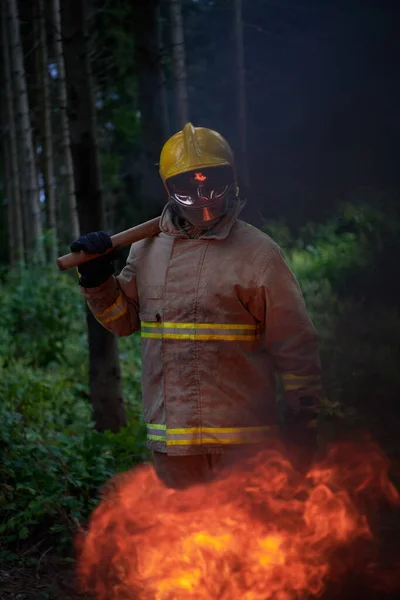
[81,245,140,337]
[251,246,322,413]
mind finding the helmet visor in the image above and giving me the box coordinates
[166,166,235,209]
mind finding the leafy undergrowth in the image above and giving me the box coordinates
[0,265,148,573]
[264,199,400,456]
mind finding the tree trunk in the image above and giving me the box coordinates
[7,0,44,262]
[2,128,15,265]
[62,0,126,433]
[169,0,189,128]
[234,0,249,187]
[133,0,167,216]
[32,0,43,188]
[157,4,170,140]
[38,0,58,262]
[1,0,24,263]
[52,0,79,241]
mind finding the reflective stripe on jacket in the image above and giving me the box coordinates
[83,201,321,455]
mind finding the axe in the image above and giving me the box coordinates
[56,217,161,271]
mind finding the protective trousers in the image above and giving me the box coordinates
[152,448,255,489]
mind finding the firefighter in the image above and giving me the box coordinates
[71,123,322,489]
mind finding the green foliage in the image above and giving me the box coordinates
[264,199,400,450]
[0,409,111,548]
[0,263,147,561]
[0,402,147,557]
[0,264,84,367]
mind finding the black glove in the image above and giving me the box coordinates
[70,231,114,288]
[282,395,319,473]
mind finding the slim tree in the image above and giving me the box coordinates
[157,4,170,139]
[1,0,24,262]
[234,0,249,187]
[37,0,58,263]
[170,0,189,128]
[7,0,44,261]
[2,129,15,264]
[62,0,126,433]
[133,0,168,215]
[52,0,79,241]
[38,0,58,261]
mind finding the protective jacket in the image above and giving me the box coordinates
[83,202,321,455]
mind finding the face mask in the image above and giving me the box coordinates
[166,166,236,230]
[176,200,229,230]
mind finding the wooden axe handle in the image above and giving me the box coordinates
[56,217,161,271]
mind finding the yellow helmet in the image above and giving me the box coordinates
[159,122,236,184]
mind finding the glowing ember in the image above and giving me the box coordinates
[194,172,207,182]
[77,441,399,600]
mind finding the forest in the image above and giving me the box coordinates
[0,0,399,599]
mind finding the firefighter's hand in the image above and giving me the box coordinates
[70,231,112,254]
[70,231,114,288]
[282,402,319,474]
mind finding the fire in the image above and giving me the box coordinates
[194,172,207,182]
[77,441,399,599]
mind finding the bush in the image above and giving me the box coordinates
[0,409,112,551]
[0,263,147,561]
[0,355,147,558]
[264,199,400,452]
[0,264,84,367]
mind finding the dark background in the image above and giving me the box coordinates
[181,0,400,226]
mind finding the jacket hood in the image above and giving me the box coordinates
[159,198,245,241]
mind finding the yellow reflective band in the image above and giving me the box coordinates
[167,426,271,434]
[94,292,129,325]
[96,292,125,319]
[281,374,320,381]
[148,434,167,441]
[142,333,257,341]
[101,304,128,324]
[146,424,273,446]
[142,321,256,330]
[167,438,259,446]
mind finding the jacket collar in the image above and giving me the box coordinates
[159,199,245,241]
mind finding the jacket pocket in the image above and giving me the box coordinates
[139,310,162,325]
[138,312,164,426]
[144,285,164,300]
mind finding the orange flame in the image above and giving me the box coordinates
[76,441,399,599]
[194,172,207,182]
